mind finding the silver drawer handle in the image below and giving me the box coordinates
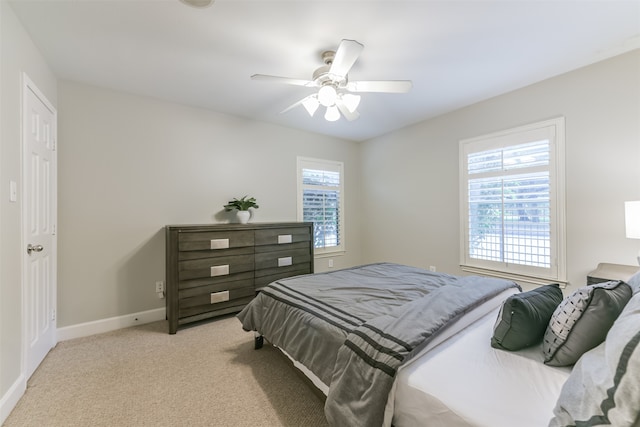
[277,234,292,244]
[210,265,230,276]
[210,238,229,250]
[278,257,292,267]
[27,244,44,255]
[210,290,230,304]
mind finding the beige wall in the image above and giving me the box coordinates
[0,0,57,417]
[2,2,638,419]
[57,81,363,327]
[360,49,640,293]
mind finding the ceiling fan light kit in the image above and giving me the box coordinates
[317,85,338,107]
[341,93,361,113]
[251,39,412,122]
[302,97,320,116]
[324,106,341,122]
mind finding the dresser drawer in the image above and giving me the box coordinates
[178,254,254,281]
[255,227,311,246]
[254,245,312,289]
[178,293,255,320]
[178,277,254,299]
[255,247,311,270]
[255,265,312,289]
[178,246,254,262]
[178,230,254,252]
[178,271,253,291]
[179,286,255,310]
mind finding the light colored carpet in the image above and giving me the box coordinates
[4,315,328,427]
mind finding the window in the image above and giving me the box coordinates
[297,157,344,255]
[459,118,566,283]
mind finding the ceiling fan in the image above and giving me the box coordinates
[251,39,412,122]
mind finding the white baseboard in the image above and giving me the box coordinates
[0,374,26,425]
[0,309,165,423]
[57,307,166,342]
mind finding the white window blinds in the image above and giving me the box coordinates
[297,157,344,254]
[460,118,566,282]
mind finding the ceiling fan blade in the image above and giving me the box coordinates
[346,80,413,93]
[251,74,315,87]
[280,94,318,115]
[336,99,360,121]
[329,39,364,80]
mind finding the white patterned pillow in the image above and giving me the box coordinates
[543,280,632,367]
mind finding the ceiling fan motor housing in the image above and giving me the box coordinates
[313,51,348,88]
[322,50,335,65]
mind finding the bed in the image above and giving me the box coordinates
[236,262,640,427]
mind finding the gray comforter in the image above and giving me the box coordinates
[237,262,519,426]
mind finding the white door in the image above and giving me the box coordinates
[22,74,57,378]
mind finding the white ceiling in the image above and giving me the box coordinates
[8,0,640,141]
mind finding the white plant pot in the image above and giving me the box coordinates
[236,210,250,224]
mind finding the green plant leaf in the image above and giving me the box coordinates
[223,196,259,211]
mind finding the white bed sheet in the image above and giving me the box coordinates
[390,307,572,427]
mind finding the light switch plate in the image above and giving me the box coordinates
[9,181,17,202]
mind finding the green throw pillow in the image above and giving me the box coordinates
[491,283,563,351]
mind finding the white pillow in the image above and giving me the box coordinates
[549,291,640,426]
[627,270,640,294]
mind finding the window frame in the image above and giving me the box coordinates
[459,117,566,285]
[297,156,345,256]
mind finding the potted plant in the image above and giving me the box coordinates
[224,196,259,224]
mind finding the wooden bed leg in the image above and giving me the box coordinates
[254,333,264,350]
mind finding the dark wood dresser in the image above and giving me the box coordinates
[165,222,314,334]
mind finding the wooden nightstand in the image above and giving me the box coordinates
[587,262,640,285]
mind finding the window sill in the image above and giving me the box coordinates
[460,265,567,289]
[314,251,346,259]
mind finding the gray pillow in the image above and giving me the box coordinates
[491,284,563,351]
[549,292,640,427]
[543,280,632,367]
[627,270,640,295]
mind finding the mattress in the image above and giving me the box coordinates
[389,307,572,427]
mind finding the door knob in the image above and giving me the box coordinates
[27,244,44,255]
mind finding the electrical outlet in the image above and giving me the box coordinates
[155,281,164,293]
[328,259,334,268]
[429,266,436,272]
